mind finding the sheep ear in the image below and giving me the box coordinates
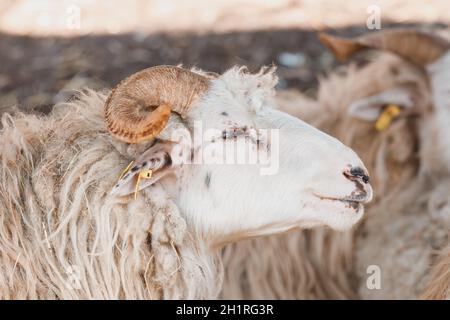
[348,85,415,121]
[110,141,177,197]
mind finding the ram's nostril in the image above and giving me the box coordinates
[350,166,365,177]
[346,166,370,184]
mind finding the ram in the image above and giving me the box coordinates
[0,65,372,299]
[220,28,450,299]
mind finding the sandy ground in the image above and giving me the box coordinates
[2,0,450,35]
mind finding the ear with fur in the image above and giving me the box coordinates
[221,66,278,112]
[248,66,279,110]
[110,141,179,197]
[348,85,416,121]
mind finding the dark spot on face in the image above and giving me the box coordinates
[142,161,147,167]
[222,130,227,140]
[221,111,228,116]
[164,153,172,166]
[123,173,129,180]
[204,172,211,188]
[131,166,139,172]
[390,65,399,76]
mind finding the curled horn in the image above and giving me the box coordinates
[318,29,450,66]
[105,65,209,143]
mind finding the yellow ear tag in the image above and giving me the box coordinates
[134,169,153,200]
[375,104,401,131]
[118,161,134,181]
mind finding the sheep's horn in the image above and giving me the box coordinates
[318,29,450,66]
[105,65,209,143]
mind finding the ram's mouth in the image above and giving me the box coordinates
[336,199,362,210]
[314,194,365,211]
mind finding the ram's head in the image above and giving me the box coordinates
[105,65,372,245]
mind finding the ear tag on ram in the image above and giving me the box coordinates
[375,104,401,131]
[114,160,153,200]
[134,169,153,200]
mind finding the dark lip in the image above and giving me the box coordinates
[338,199,362,210]
[314,194,365,210]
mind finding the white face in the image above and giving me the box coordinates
[111,67,372,245]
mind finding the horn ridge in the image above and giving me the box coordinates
[104,65,209,144]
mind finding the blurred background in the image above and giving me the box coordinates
[0,0,449,114]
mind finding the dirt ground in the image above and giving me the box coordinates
[0,0,449,114]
